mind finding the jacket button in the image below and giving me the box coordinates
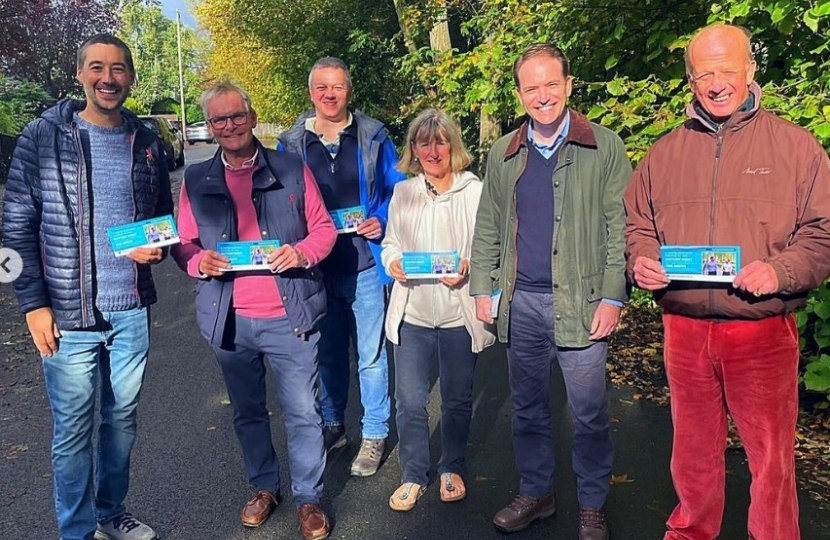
[261,231,268,236]
[553,283,559,288]
[221,233,227,239]
[554,181,560,187]
[212,302,217,307]
[553,249,558,255]
[293,327,300,333]
[555,215,561,222]
[282,295,288,302]
[555,314,561,320]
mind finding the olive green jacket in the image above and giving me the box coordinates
[469,110,631,347]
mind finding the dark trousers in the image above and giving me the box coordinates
[393,322,478,486]
[507,289,613,508]
[213,315,325,506]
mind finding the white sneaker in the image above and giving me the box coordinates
[95,513,159,540]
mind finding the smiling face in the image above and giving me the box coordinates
[309,66,351,123]
[516,54,572,128]
[687,26,756,122]
[205,91,257,157]
[414,134,452,181]
[76,43,133,121]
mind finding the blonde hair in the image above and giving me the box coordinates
[397,109,472,175]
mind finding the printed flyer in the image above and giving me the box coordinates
[108,215,179,257]
[402,250,460,279]
[329,205,366,234]
[217,240,281,271]
[660,245,741,282]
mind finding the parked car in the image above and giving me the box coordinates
[138,115,185,170]
[185,121,214,145]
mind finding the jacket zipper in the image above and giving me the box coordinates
[130,133,141,304]
[708,127,726,313]
[71,124,91,328]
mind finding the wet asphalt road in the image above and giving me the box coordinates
[0,144,828,540]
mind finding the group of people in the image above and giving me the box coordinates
[4,22,830,540]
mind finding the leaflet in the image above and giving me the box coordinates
[217,240,281,271]
[660,245,741,282]
[402,250,460,279]
[329,205,367,234]
[108,215,180,257]
[490,288,502,319]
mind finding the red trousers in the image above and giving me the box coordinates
[663,313,800,540]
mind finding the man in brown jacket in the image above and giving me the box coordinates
[625,24,830,540]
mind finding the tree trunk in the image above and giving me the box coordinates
[429,3,451,53]
[478,108,501,174]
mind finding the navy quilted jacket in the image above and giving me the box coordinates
[2,99,173,330]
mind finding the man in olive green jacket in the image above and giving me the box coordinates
[469,44,630,540]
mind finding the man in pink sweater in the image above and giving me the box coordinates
[172,80,336,540]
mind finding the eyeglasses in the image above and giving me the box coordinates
[208,112,249,129]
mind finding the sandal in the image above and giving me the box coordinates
[389,482,425,511]
[440,472,466,502]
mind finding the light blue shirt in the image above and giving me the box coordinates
[527,110,570,159]
[527,111,623,309]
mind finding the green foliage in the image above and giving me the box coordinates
[0,74,55,134]
[117,0,207,118]
[797,282,830,402]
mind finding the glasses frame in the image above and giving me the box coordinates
[208,111,250,130]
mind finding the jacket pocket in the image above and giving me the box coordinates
[581,272,604,331]
[489,268,501,291]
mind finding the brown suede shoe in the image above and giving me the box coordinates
[240,490,280,528]
[493,492,556,533]
[298,503,330,540]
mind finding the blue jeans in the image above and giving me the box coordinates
[507,289,613,508]
[394,323,478,486]
[41,307,150,540]
[213,315,325,506]
[317,266,390,439]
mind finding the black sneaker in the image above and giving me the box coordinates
[324,425,347,453]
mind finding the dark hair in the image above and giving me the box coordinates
[76,33,135,74]
[512,43,570,89]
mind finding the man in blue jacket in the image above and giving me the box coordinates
[2,34,171,540]
[279,57,405,477]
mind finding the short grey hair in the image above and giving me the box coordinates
[308,56,353,90]
[200,79,253,119]
[685,24,754,79]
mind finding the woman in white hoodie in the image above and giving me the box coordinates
[382,109,495,511]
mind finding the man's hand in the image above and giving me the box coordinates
[440,259,469,288]
[475,295,494,324]
[733,261,779,297]
[633,256,670,290]
[356,217,382,240]
[198,250,231,276]
[389,259,406,282]
[126,247,163,265]
[589,302,622,341]
[269,245,307,273]
[26,307,61,356]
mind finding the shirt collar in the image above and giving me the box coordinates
[221,147,259,170]
[527,110,570,151]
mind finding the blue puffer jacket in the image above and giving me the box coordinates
[2,99,173,330]
[277,109,405,284]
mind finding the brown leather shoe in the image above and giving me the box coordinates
[493,492,556,533]
[578,507,609,540]
[298,503,330,540]
[240,490,280,527]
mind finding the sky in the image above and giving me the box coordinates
[158,0,197,28]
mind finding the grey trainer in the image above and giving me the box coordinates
[95,513,158,540]
[349,438,385,477]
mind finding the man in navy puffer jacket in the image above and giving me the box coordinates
[2,34,171,540]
